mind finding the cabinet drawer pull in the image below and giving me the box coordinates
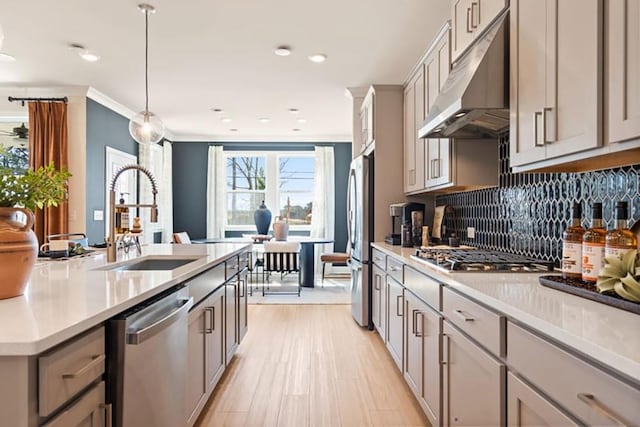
[396,295,404,317]
[62,354,105,379]
[239,279,245,297]
[534,111,544,147]
[441,334,449,365]
[204,307,215,334]
[542,107,552,143]
[470,2,479,29]
[417,311,425,337]
[454,309,475,322]
[412,309,419,335]
[375,274,381,291]
[100,403,113,427]
[389,265,401,272]
[577,393,630,426]
[466,7,473,33]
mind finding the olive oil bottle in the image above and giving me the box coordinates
[605,201,637,259]
[582,202,606,283]
[115,193,130,234]
[562,202,585,279]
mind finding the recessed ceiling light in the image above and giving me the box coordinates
[79,51,100,62]
[221,117,232,123]
[69,43,100,62]
[308,53,327,63]
[274,45,292,56]
[297,118,307,124]
[230,128,238,132]
[292,128,301,132]
[288,108,300,114]
[0,52,15,62]
[211,108,223,113]
[259,118,270,123]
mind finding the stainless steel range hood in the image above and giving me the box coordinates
[419,12,508,139]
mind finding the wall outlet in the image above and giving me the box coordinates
[93,210,104,221]
[467,227,475,239]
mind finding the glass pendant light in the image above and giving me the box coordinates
[129,3,165,145]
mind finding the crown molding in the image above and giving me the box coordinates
[169,134,351,143]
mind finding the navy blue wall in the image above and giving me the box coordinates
[172,142,352,252]
[85,99,136,244]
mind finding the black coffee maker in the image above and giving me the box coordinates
[385,202,425,245]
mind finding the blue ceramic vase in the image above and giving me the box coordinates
[254,201,272,235]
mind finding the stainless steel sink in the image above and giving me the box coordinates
[97,257,202,272]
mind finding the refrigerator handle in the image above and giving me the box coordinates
[347,168,357,250]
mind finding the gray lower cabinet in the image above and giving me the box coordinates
[404,290,442,427]
[386,276,404,370]
[372,264,386,340]
[185,287,225,427]
[442,321,505,427]
[225,280,238,365]
[507,372,577,427]
[238,268,248,342]
[508,322,640,426]
[43,381,107,427]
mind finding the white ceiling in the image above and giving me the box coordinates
[0,1,450,142]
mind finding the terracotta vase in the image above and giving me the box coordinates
[0,207,38,299]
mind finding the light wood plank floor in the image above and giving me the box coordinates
[195,305,429,427]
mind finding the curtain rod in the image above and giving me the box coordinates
[8,96,68,106]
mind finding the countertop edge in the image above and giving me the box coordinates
[371,242,640,385]
[0,243,251,356]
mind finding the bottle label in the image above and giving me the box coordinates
[582,242,605,281]
[562,242,582,274]
[121,211,130,230]
[605,246,633,260]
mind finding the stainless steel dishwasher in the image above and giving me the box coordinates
[107,285,193,427]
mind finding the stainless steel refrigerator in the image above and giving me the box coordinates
[348,154,372,328]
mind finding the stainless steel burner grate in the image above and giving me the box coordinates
[412,248,555,272]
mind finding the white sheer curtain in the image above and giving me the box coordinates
[310,146,335,275]
[139,141,173,244]
[207,146,227,238]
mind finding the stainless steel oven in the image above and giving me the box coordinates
[107,286,193,427]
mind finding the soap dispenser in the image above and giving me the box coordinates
[115,192,130,233]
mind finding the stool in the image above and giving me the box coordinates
[320,252,350,284]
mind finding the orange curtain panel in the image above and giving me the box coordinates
[28,101,68,244]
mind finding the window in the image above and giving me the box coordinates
[224,152,315,231]
[0,121,29,175]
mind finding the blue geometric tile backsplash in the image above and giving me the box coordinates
[435,138,640,265]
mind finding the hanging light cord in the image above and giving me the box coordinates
[144,8,149,114]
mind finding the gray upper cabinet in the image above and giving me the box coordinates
[451,0,507,61]
[510,0,604,171]
[607,0,640,144]
[404,68,425,193]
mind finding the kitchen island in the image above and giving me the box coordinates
[0,242,251,427]
[372,242,640,426]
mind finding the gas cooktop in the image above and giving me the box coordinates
[411,247,555,273]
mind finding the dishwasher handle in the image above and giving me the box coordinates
[126,297,193,345]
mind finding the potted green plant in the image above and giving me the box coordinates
[0,161,71,299]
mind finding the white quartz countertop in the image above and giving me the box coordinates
[372,242,640,385]
[0,243,249,356]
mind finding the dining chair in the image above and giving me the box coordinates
[319,252,350,285]
[262,241,301,296]
[173,232,192,244]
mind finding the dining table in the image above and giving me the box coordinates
[191,236,334,288]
